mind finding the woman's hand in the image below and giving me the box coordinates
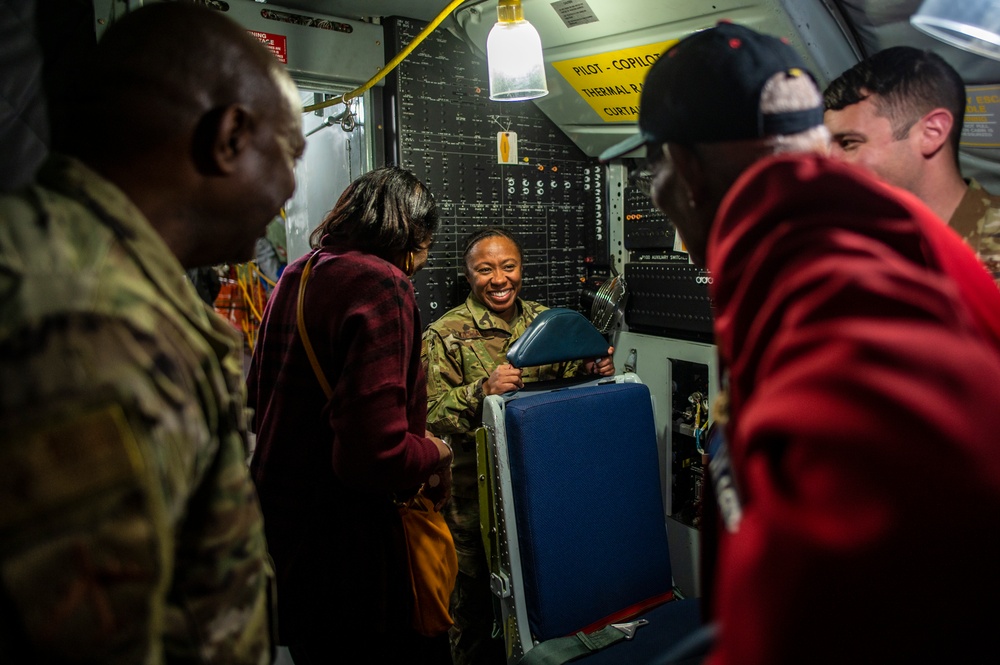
[483,363,524,395]
[423,433,453,511]
[585,345,616,376]
[427,431,453,468]
[423,464,452,512]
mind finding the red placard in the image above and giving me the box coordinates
[247,30,287,64]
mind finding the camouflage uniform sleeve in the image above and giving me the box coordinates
[0,313,273,665]
[163,324,275,665]
[978,196,1000,287]
[557,359,589,379]
[421,325,486,436]
[951,180,1000,289]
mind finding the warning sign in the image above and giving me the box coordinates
[497,131,518,164]
[248,30,288,64]
[962,84,1000,148]
[552,40,676,123]
[551,0,599,28]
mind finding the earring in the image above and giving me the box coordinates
[403,252,414,276]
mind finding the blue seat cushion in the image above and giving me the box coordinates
[504,382,675,640]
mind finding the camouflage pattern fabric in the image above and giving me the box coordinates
[0,156,275,664]
[421,295,585,665]
[950,178,1000,288]
[422,295,585,499]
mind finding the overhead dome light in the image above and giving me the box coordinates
[487,0,548,101]
[910,0,1000,61]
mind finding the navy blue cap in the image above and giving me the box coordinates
[599,22,824,162]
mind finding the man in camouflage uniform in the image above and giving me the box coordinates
[949,180,1000,284]
[824,46,1000,287]
[0,4,304,663]
[421,228,613,665]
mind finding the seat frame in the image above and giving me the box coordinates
[478,373,675,663]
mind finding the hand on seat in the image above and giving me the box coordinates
[484,363,524,395]
[585,346,616,376]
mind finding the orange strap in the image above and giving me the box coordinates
[296,252,334,400]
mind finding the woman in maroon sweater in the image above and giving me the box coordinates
[247,167,453,664]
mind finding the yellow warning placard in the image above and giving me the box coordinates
[552,40,676,123]
[962,84,1000,148]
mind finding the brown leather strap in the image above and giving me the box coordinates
[296,251,334,399]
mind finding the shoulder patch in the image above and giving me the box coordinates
[0,404,144,529]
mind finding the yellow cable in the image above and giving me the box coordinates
[253,264,268,311]
[242,316,256,351]
[255,261,278,288]
[235,266,265,323]
[301,0,469,114]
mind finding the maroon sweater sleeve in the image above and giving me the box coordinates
[308,251,439,491]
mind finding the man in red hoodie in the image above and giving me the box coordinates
[602,22,1000,664]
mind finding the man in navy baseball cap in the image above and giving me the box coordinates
[599,22,829,268]
[606,21,1000,665]
[600,21,824,162]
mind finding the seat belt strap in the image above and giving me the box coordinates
[517,622,642,665]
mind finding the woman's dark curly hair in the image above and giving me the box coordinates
[309,166,439,258]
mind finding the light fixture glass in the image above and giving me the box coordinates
[910,0,1000,61]
[486,0,548,101]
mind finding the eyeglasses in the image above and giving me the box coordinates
[626,141,665,197]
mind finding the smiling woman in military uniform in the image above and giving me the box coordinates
[420,226,615,665]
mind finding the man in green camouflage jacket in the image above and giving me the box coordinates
[421,228,614,665]
[0,4,304,663]
[824,46,1000,287]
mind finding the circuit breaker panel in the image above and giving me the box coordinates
[620,174,714,342]
[383,18,608,327]
[669,358,711,529]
